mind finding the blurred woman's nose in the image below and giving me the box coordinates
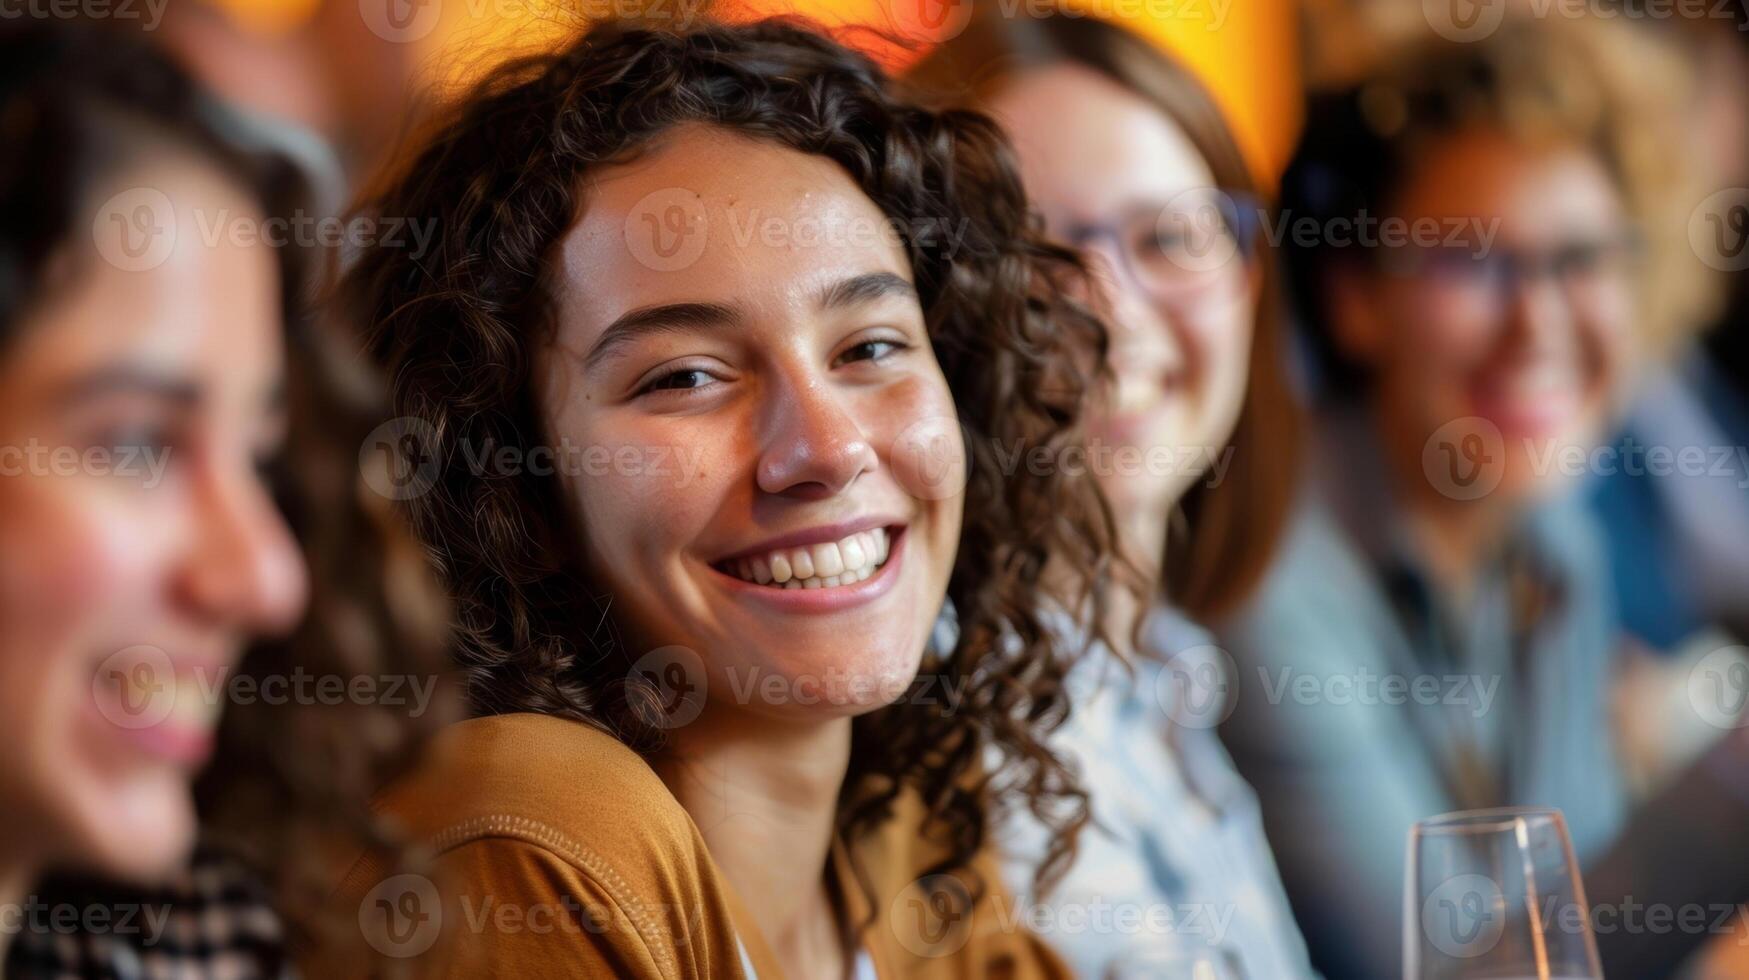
[175,458,308,635]
[1502,270,1576,358]
[756,371,878,500]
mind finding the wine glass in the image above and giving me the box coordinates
[1405,806,1603,979]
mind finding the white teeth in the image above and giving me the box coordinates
[812,542,844,578]
[721,527,897,590]
[842,535,866,570]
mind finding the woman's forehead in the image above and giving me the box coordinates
[555,125,915,340]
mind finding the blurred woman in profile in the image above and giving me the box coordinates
[1216,14,1685,978]
[0,20,445,976]
[908,9,1312,978]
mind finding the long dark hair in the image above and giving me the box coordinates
[0,17,451,939]
[338,15,1126,900]
[907,9,1303,621]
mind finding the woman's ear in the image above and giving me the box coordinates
[1325,261,1387,367]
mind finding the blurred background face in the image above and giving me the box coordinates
[0,157,307,883]
[538,124,964,724]
[988,63,1255,525]
[1332,127,1637,503]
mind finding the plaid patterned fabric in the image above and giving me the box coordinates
[5,849,292,980]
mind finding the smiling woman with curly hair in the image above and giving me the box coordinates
[309,13,1125,980]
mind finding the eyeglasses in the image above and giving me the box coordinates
[1376,233,1643,313]
[1061,188,1263,301]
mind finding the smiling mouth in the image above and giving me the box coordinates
[715,526,894,590]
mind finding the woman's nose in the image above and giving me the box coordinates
[755,376,879,500]
[174,460,309,635]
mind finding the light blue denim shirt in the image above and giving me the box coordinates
[994,606,1316,979]
[1216,411,1629,980]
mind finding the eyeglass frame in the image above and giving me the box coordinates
[1056,188,1265,302]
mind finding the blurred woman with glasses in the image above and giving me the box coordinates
[909,9,1311,977]
[1216,14,1686,978]
[0,19,446,976]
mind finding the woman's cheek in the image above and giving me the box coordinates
[0,480,163,639]
[1185,299,1253,424]
[881,377,966,505]
[0,479,168,780]
[571,421,723,568]
[1579,285,1633,392]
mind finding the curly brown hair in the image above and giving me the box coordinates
[0,16,453,940]
[338,14,1128,900]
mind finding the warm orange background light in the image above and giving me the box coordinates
[226,0,1302,183]
[717,0,1303,185]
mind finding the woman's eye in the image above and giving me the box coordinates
[102,423,173,456]
[1145,230,1185,256]
[84,422,179,483]
[640,367,718,395]
[836,339,906,366]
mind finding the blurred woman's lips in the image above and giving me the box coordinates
[88,654,232,769]
[1470,363,1585,438]
[111,716,217,768]
[709,525,907,613]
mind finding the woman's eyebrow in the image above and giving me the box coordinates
[51,366,202,409]
[584,301,743,371]
[817,271,916,311]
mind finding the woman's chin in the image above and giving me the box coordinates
[72,772,199,884]
[706,641,927,723]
